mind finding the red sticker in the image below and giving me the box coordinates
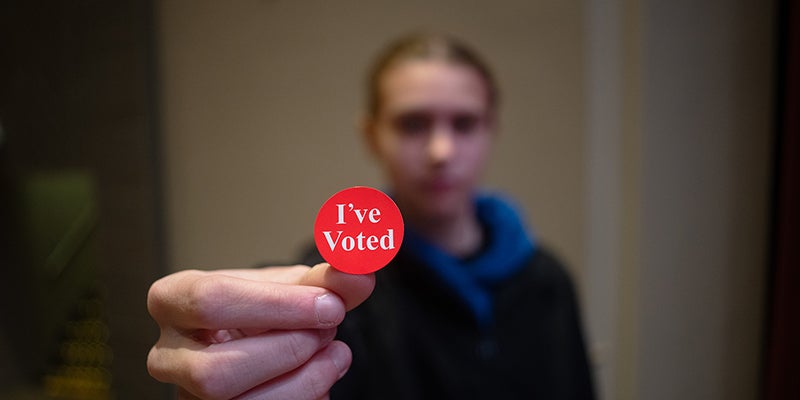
[314,186,404,274]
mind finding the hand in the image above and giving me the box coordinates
[146,263,375,399]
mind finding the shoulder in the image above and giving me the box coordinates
[515,245,581,303]
[529,246,575,283]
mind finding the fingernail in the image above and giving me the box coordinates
[315,293,342,326]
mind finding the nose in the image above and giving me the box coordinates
[427,128,454,166]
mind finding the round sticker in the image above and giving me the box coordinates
[314,186,404,274]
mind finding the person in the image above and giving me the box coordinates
[147,33,595,399]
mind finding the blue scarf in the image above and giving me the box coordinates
[403,194,537,329]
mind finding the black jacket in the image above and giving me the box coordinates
[301,244,595,400]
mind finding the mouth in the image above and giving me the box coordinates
[421,178,457,194]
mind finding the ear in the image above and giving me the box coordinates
[486,110,499,137]
[360,114,381,157]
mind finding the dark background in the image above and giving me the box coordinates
[0,1,168,398]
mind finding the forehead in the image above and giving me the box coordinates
[378,61,489,115]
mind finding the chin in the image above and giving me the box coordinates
[414,191,470,222]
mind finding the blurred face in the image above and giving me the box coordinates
[366,60,494,222]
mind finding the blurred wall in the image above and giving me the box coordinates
[635,0,772,399]
[158,1,774,400]
[585,0,773,399]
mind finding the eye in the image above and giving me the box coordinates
[451,113,481,134]
[394,112,433,136]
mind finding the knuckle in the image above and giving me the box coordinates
[284,331,316,367]
[302,377,332,399]
[185,275,229,327]
[184,356,228,400]
[146,333,230,400]
[274,288,309,317]
[147,270,205,322]
[146,344,167,382]
[299,364,336,399]
[270,286,323,326]
[146,279,169,320]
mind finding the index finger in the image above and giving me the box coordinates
[216,263,378,311]
[147,269,346,331]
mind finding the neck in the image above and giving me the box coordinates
[402,201,484,258]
